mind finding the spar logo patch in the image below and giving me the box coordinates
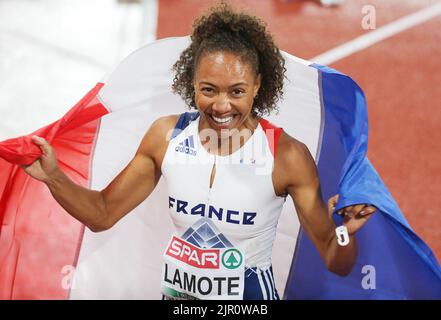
[161,218,245,300]
[221,249,243,269]
[166,236,220,269]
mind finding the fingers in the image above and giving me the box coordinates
[329,195,377,221]
[339,204,377,219]
[359,205,377,217]
[31,136,52,156]
[337,205,353,216]
[327,194,339,209]
[31,135,47,147]
[327,194,339,219]
[349,204,365,218]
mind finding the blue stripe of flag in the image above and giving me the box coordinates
[284,64,441,299]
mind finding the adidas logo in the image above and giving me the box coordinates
[175,135,197,156]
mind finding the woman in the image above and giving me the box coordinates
[23,4,376,300]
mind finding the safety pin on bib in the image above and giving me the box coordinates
[335,225,350,246]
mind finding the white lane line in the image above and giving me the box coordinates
[312,2,441,65]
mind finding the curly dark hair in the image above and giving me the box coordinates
[171,3,286,117]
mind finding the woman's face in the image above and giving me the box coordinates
[193,51,261,133]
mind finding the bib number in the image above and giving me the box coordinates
[161,235,245,300]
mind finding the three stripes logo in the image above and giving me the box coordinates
[175,135,197,156]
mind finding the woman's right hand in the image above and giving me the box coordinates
[21,136,59,183]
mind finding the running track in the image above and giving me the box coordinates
[156,0,441,261]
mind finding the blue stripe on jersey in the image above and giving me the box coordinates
[265,269,275,300]
[170,111,200,140]
[261,271,271,299]
[243,266,280,300]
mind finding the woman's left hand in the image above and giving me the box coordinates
[328,194,377,235]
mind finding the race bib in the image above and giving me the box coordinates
[161,235,245,300]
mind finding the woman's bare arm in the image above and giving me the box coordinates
[275,132,376,276]
[23,115,179,232]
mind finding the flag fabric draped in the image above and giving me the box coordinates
[0,36,439,299]
[285,64,441,299]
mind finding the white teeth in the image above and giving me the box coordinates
[211,115,233,124]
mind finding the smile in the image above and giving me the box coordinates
[211,115,234,124]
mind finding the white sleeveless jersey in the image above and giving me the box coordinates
[161,112,286,270]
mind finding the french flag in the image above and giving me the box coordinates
[0,37,440,299]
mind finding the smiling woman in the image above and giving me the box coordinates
[172,3,285,119]
[193,51,261,133]
[156,3,376,299]
[13,2,380,300]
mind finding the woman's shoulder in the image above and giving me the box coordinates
[275,131,317,181]
[138,114,181,152]
[151,113,182,131]
[150,111,200,135]
[136,114,183,167]
[145,113,181,140]
[277,131,311,159]
[272,131,318,196]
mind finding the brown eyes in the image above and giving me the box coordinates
[232,89,245,96]
[201,87,214,93]
[200,88,245,96]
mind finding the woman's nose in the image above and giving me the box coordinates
[212,94,232,113]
